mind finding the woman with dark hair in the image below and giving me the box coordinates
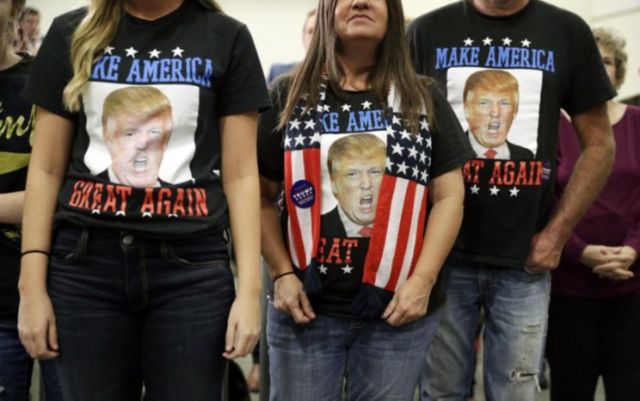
[547,27,640,401]
[16,1,269,400]
[258,0,473,399]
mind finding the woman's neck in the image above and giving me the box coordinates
[124,0,184,20]
[607,100,626,125]
[338,43,377,91]
[0,42,21,72]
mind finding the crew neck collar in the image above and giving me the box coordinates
[123,0,192,28]
[465,0,535,21]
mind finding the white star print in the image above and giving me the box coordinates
[342,265,354,274]
[470,185,480,195]
[521,39,531,48]
[420,171,428,182]
[341,103,352,112]
[411,166,420,178]
[310,132,321,144]
[502,37,512,46]
[397,161,409,175]
[416,135,424,145]
[304,119,316,130]
[320,92,326,101]
[294,134,305,146]
[125,46,138,58]
[420,119,429,131]
[489,185,500,196]
[289,119,301,130]
[419,153,427,163]
[148,49,161,58]
[482,37,493,46]
[509,187,520,197]
[104,46,115,55]
[463,37,474,46]
[425,138,432,148]
[323,104,331,112]
[408,146,418,159]
[317,105,324,113]
[172,46,184,57]
[386,157,394,171]
[284,136,292,148]
[399,129,412,141]
[361,101,372,110]
[319,265,328,274]
[392,116,402,125]
[391,143,404,155]
[385,125,395,136]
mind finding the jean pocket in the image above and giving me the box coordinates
[50,227,88,265]
[164,236,229,268]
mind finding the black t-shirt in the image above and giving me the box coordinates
[0,57,34,319]
[407,0,615,267]
[22,2,271,237]
[259,76,473,318]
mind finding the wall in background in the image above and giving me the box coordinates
[27,0,640,98]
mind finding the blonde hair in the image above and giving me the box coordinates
[463,69,519,112]
[102,86,173,143]
[327,134,386,179]
[592,27,627,89]
[63,0,222,112]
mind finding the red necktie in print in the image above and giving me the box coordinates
[484,149,497,159]
[359,225,373,237]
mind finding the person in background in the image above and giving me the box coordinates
[0,1,62,400]
[259,0,473,399]
[266,8,317,83]
[12,6,40,55]
[407,0,616,400]
[547,26,640,401]
[16,0,270,400]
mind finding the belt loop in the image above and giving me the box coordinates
[78,227,90,257]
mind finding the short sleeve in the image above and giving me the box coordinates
[257,76,289,183]
[217,25,271,117]
[562,18,616,115]
[21,13,79,121]
[429,84,475,178]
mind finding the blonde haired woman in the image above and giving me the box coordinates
[17,1,270,400]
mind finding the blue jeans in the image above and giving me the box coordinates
[48,225,234,401]
[268,305,442,401]
[420,260,550,401]
[0,320,63,401]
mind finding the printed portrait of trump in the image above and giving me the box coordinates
[101,86,172,188]
[463,69,533,160]
[323,134,386,238]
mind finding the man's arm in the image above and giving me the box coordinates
[526,103,615,272]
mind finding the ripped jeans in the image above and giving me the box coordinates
[420,260,550,401]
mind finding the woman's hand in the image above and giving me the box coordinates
[382,274,433,326]
[223,291,261,360]
[272,274,316,324]
[18,290,59,359]
[592,245,637,281]
[579,245,613,268]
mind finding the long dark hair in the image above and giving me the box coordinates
[279,0,434,134]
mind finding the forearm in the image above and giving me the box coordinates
[18,167,65,295]
[0,191,25,224]
[260,199,294,278]
[412,194,464,284]
[548,142,614,243]
[225,174,261,297]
